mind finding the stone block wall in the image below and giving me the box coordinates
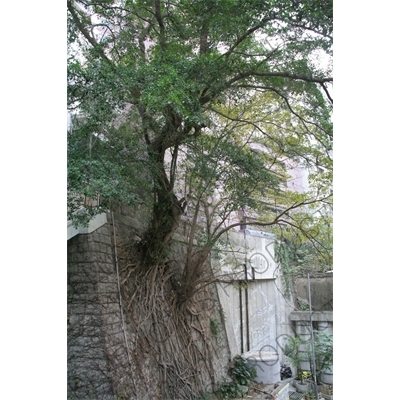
[68,220,137,400]
[68,212,231,400]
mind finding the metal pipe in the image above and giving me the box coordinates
[244,263,250,351]
[308,273,319,399]
[239,282,244,354]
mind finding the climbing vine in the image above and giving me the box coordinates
[274,239,296,298]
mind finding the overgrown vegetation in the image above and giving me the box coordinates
[68,1,332,398]
[284,335,309,382]
[312,330,333,384]
[215,355,257,399]
[210,316,221,340]
[284,330,333,385]
[274,212,332,300]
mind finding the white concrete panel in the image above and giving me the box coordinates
[67,213,108,240]
[247,280,277,352]
[217,282,242,356]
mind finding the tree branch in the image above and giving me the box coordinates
[228,84,331,145]
[320,83,333,104]
[228,70,332,86]
[154,0,167,50]
[67,0,114,66]
[222,21,266,59]
[275,217,332,258]
[289,22,333,41]
[212,193,332,243]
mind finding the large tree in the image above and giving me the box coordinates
[68,1,332,397]
[68,0,332,294]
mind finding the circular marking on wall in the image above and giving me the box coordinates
[249,252,270,276]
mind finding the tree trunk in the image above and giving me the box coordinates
[138,191,183,266]
[136,138,184,267]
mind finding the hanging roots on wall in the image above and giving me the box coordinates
[117,256,225,400]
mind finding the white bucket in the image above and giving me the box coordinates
[321,365,333,384]
[243,351,281,385]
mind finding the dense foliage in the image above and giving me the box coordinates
[216,355,257,399]
[284,330,333,385]
[68,0,333,271]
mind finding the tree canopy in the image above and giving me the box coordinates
[68,0,333,274]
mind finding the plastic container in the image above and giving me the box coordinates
[243,350,281,384]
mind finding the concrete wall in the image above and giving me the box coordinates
[294,276,333,311]
[214,230,296,364]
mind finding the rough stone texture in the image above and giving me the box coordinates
[68,226,118,400]
[68,212,231,400]
[68,220,141,400]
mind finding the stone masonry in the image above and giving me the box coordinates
[68,212,231,399]
[68,220,135,400]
